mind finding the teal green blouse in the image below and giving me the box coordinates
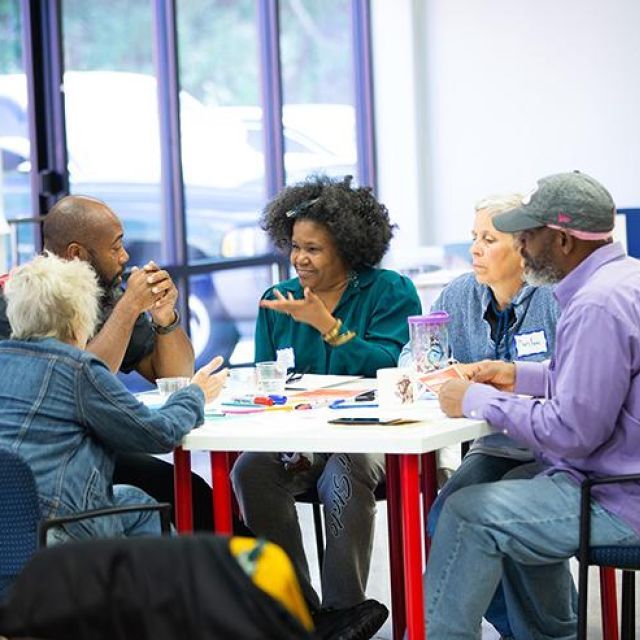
[254,268,422,377]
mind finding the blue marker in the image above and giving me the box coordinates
[329,399,379,409]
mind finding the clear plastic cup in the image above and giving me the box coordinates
[408,312,450,372]
[226,366,257,396]
[156,376,191,400]
[255,361,286,395]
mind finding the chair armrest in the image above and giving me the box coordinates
[579,473,640,565]
[38,502,172,547]
[583,472,640,491]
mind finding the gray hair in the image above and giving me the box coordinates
[475,193,524,217]
[5,253,101,343]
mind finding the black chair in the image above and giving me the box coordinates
[577,473,640,640]
[0,535,314,640]
[0,447,171,601]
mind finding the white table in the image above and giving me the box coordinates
[173,389,490,640]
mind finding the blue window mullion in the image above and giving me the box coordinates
[351,0,377,192]
[257,0,285,199]
[153,0,189,326]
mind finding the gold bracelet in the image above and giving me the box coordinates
[326,330,356,347]
[322,318,342,342]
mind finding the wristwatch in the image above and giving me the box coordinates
[152,309,181,335]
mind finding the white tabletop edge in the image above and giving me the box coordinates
[182,415,491,455]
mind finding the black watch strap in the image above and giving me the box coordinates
[152,309,181,335]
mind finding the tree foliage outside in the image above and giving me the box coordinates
[280,0,353,105]
[0,0,355,107]
[0,0,22,74]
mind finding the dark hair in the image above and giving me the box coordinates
[261,175,395,270]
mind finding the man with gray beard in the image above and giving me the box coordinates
[428,171,640,639]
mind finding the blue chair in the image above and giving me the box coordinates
[577,473,640,640]
[0,447,171,601]
[0,447,39,599]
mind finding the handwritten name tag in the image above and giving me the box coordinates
[514,330,548,357]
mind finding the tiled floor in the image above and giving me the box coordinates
[189,452,636,638]
[297,501,637,639]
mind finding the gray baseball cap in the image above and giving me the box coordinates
[492,171,616,238]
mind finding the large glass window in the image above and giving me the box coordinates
[190,265,274,366]
[13,0,374,379]
[279,0,358,184]
[177,1,273,367]
[62,0,163,265]
[177,0,268,263]
[0,0,32,270]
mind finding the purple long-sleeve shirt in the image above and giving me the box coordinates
[463,242,640,534]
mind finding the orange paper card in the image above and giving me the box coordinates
[418,365,464,393]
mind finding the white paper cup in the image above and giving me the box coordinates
[156,376,191,400]
[376,367,421,408]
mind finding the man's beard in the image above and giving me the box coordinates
[86,250,121,302]
[522,244,564,287]
[88,250,122,310]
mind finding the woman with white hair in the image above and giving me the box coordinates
[0,253,227,541]
[400,193,559,639]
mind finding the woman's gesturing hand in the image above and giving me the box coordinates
[191,356,228,404]
[260,287,336,334]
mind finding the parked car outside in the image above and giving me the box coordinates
[0,70,358,374]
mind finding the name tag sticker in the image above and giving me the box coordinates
[514,330,548,357]
[276,347,295,371]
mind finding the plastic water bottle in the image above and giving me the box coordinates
[408,312,450,372]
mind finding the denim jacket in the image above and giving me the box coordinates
[399,273,559,459]
[0,338,204,539]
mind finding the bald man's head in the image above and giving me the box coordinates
[43,195,117,255]
[43,195,129,291]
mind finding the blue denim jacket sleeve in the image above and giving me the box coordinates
[77,358,205,453]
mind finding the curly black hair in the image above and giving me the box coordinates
[261,175,396,271]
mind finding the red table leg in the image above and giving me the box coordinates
[173,446,193,533]
[385,454,406,640]
[420,452,438,560]
[599,567,619,640]
[210,451,233,534]
[400,454,425,640]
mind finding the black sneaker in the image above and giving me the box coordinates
[312,599,389,640]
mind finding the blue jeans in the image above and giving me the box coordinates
[425,473,640,640]
[47,485,166,544]
[428,453,540,637]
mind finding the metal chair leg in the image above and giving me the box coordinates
[621,570,636,640]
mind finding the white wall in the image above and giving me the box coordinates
[372,0,640,250]
[371,0,427,264]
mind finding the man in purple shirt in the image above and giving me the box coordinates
[427,171,640,640]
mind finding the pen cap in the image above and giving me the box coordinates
[408,312,450,373]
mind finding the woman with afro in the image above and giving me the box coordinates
[232,175,421,640]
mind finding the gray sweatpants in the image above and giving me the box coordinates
[231,451,385,611]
